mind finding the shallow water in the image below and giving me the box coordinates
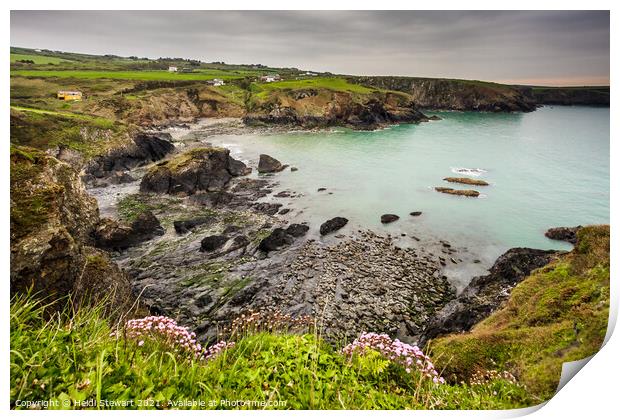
[181,106,609,289]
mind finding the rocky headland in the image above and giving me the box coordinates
[243,91,430,130]
[346,76,609,111]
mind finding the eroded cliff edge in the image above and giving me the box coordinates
[347,76,609,110]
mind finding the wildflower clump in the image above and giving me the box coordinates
[120,315,234,361]
[221,310,314,339]
[342,332,445,384]
[470,369,519,386]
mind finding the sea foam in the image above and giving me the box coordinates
[450,167,488,177]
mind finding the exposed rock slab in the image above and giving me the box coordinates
[443,177,489,186]
[435,187,480,197]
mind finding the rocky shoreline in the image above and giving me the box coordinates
[11,116,582,348]
[77,125,575,346]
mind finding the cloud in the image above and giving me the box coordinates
[10,10,610,85]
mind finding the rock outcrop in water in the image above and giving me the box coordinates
[140,147,250,195]
[435,187,480,197]
[443,177,489,186]
[10,146,135,314]
[258,154,286,173]
[421,247,559,344]
[545,226,581,244]
[320,217,349,235]
[381,214,400,224]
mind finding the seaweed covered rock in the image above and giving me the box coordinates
[10,146,135,313]
[94,211,164,250]
[140,147,250,195]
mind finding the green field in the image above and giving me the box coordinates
[10,53,72,65]
[10,105,113,126]
[10,69,254,81]
[258,77,376,95]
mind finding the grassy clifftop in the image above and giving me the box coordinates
[430,225,610,402]
[10,295,533,410]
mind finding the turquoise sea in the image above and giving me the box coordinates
[205,106,609,288]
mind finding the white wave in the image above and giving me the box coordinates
[450,167,488,177]
[219,142,244,156]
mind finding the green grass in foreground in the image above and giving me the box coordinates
[11,53,72,65]
[10,295,533,410]
[10,69,253,81]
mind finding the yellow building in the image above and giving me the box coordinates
[57,90,83,101]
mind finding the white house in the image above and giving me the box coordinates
[260,74,281,83]
[212,78,225,86]
[168,66,178,72]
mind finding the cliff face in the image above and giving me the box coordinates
[518,86,610,106]
[348,77,537,112]
[244,89,429,129]
[10,146,135,315]
[348,76,609,111]
[91,87,245,127]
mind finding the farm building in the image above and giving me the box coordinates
[206,78,225,86]
[260,74,281,83]
[168,66,178,72]
[179,67,194,73]
[57,91,83,101]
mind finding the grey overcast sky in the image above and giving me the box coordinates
[10,10,610,86]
